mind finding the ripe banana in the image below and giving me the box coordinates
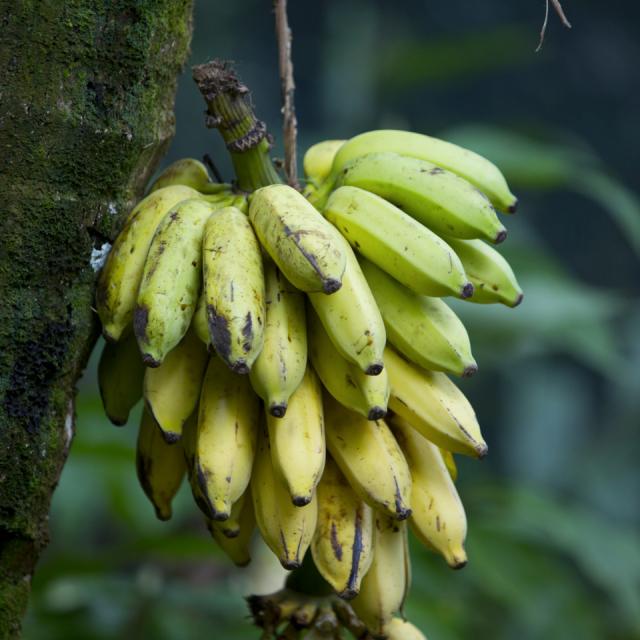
[441,449,458,482]
[249,260,307,417]
[351,515,410,637]
[195,355,259,520]
[149,157,231,195]
[251,422,318,570]
[311,456,374,599]
[249,184,347,294]
[207,491,256,567]
[267,367,325,506]
[314,129,517,213]
[308,233,386,376]
[134,197,217,366]
[135,407,186,521]
[383,617,428,640]
[444,237,523,307]
[303,139,345,187]
[324,186,472,299]
[384,347,487,458]
[360,258,477,377]
[324,394,411,520]
[97,331,144,425]
[335,152,507,243]
[308,308,388,420]
[96,184,201,342]
[143,329,208,443]
[202,205,265,374]
[392,415,467,569]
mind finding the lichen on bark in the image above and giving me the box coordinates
[0,1,194,636]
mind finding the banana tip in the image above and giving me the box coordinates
[161,431,181,445]
[449,557,468,570]
[462,364,478,378]
[461,282,474,299]
[339,587,358,601]
[322,278,342,295]
[230,360,250,375]
[511,292,524,308]
[269,403,288,418]
[281,558,302,571]
[222,528,240,539]
[494,229,508,244]
[107,415,128,427]
[211,511,230,522]
[365,363,384,376]
[476,443,489,459]
[367,406,387,420]
[142,353,161,368]
[291,495,313,507]
[155,507,172,521]
[396,506,412,521]
[507,198,518,214]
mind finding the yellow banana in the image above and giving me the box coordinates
[249,184,347,294]
[351,515,410,637]
[324,186,473,299]
[324,395,411,520]
[135,407,186,521]
[441,449,458,482]
[249,260,307,416]
[335,152,507,243]
[143,329,208,443]
[308,308,388,420]
[360,258,477,377]
[311,456,374,599]
[383,617,428,640]
[267,367,325,506]
[97,331,144,425]
[134,198,216,366]
[195,356,259,521]
[251,422,318,570]
[385,347,487,458]
[308,233,386,376]
[314,129,517,213]
[202,206,265,374]
[148,157,231,194]
[96,184,201,342]
[392,415,467,569]
[444,237,523,307]
[303,139,346,187]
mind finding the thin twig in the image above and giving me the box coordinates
[203,153,224,183]
[274,0,299,188]
[537,0,572,52]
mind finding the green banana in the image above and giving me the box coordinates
[149,157,232,195]
[308,232,386,376]
[303,139,346,187]
[360,258,477,377]
[383,617,428,640]
[202,206,265,374]
[249,184,347,294]
[97,331,144,425]
[192,291,209,345]
[335,152,507,243]
[324,186,473,298]
[444,237,523,306]
[308,307,388,420]
[249,260,307,417]
[134,197,216,367]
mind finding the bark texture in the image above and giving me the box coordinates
[0,1,193,635]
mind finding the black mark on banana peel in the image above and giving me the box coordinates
[494,229,507,244]
[196,462,228,521]
[342,508,365,600]
[330,522,343,561]
[460,283,474,299]
[292,494,312,507]
[367,406,386,421]
[394,477,411,520]
[365,362,383,376]
[242,312,253,353]
[270,403,287,418]
[208,304,232,361]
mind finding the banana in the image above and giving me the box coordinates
[308,308,388,420]
[360,258,477,377]
[384,347,487,458]
[202,206,265,374]
[308,233,386,376]
[135,407,186,521]
[249,261,307,416]
[97,331,144,425]
[324,394,411,520]
[314,129,517,213]
[351,515,410,637]
[192,291,209,345]
[251,422,318,570]
[149,158,232,194]
[96,184,202,342]
[444,237,523,307]
[143,329,208,443]
[383,617,428,640]
[441,449,458,482]
[303,139,345,187]
[267,367,325,506]
[248,184,347,294]
[334,152,507,243]
[324,186,472,299]
[392,416,467,569]
[134,197,217,366]
[311,456,374,599]
[195,355,259,520]
[206,491,256,567]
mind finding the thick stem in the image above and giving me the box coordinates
[192,60,282,191]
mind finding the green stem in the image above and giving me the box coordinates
[192,60,282,191]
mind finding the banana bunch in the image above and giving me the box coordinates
[95,125,522,639]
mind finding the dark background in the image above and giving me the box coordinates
[25,2,640,639]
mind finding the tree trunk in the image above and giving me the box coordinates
[0,1,193,635]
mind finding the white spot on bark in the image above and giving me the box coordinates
[64,401,74,450]
[107,202,117,215]
[90,243,112,271]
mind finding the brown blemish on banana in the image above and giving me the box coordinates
[393,477,411,520]
[330,522,343,560]
[207,303,232,361]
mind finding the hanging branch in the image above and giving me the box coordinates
[537,0,572,52]
[274,0,299,188]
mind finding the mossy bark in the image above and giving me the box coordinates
[0,1,193,636]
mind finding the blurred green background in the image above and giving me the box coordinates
[25,1,640,638]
